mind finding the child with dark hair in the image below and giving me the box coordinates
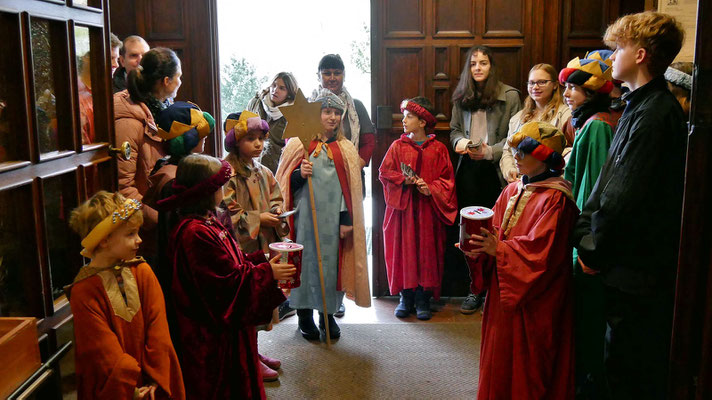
[157,154,294,399]
[222,110,289,381]
[67,191,184,400]
[559,49,617,397]
[379,96,457,319]
[573,11,687,398]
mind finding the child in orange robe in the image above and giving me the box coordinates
[67,191,184,400]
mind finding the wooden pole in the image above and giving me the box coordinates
[307,175,331,347]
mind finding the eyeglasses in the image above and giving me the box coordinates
[510,146,525,159]
[526,80,553,87]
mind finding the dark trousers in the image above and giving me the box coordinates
[603,286,674,400]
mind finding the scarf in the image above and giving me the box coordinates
[571,95,610,129]
[311,85,360,149]
[260,92,292,121]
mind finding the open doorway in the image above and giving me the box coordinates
[216,0,374,291]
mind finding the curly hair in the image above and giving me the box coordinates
[604,11,684,77]
[69,191,143,239]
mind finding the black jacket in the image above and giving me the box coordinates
[113,66,127,93]
[573,76,687,295]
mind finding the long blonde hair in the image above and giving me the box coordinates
[520,64,564,124]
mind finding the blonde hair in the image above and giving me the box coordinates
[520,64,564,124]
[604,11,684,76]
[69,191,144,239]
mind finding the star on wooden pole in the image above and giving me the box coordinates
[278,88,334,346]
[280,88,324,151]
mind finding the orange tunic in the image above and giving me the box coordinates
[69,262,185,400]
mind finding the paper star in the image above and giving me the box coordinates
[280,88,324,151]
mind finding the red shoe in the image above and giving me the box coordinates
[258,353,281,370]
[259,360,279,382]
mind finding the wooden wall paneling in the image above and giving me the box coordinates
[384,0,425,38]
[385,47,425,109]
[433,0,476,38]
[484,0,524,37]
[669,0,712,397]
[144,0,185,41]
[107,0,136,38]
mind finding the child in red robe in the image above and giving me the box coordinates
[156,154,294,399]
[379,96,457,319]
[461,121,577,400]
[67,191,185,400]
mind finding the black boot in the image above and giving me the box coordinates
[394,289,415,318]
[318,312,341,339]
[297,309,320,341]
[414,287,432,320]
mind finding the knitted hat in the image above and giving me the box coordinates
[156,101,215,157]
[223,110,269,152]
[508,121,567,171]
[559,50,614,94]
[664,66,692,91]
[313,89,346,112]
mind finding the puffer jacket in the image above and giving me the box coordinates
[114,90,166,229]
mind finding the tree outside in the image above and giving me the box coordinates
[219,55,267,122]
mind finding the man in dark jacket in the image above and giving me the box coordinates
[573,11,686,400]
[113,35,149,93]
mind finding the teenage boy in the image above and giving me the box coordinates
[572,11,686,399]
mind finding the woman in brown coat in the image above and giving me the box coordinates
[114,47,182,259]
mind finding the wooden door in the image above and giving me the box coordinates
[369,0,644,296]
[0,0,116,397]
[109,0,222,156]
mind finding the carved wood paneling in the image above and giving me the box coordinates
[144,0,185,40]
[484,0,524,37]
[385,47,424,109]
[385,0,425,38]
[433,0,475,38]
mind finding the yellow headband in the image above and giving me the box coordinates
[80,199,142,258]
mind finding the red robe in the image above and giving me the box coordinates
[69,261,185,400]
[472,178,577,400]
[167,215,285,400]
[379,134,457,298]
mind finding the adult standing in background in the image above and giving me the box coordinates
[115,47,182,259]
[449,45,521,314]
[113,35,150,93]
[499,63,571,183]
[246,72,299,174]
[311,53,375,318]
[110,33,122,77]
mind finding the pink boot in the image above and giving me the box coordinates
[259,359,279,382]
[259,353,281,370]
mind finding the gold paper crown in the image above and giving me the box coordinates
[80,198,142,258]
[509,121,566,155]
[565,56,614,90]
[224,110,260,142]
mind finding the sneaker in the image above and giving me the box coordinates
[460,292,485,315]
[394,289,415,318]
[258,353,281,370]
[318,313,341,339]
[278,300,296,321]
[334,303,345,318]
[259,359,279,382]
[297,309,320,341]
[415,287,432,320]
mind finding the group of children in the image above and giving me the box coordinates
[64,10,693,400]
